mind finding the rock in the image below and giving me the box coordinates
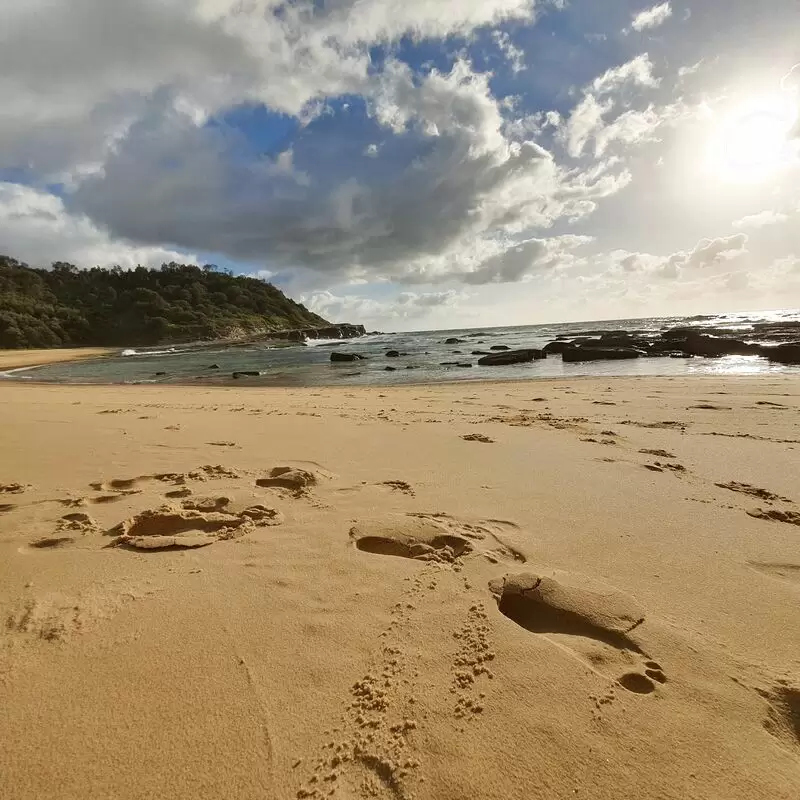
[456,363,473,368]
[452,350,463,354]
[658,330,760,358]
[561,347,640,362]
[440,362,459,366]
[543,341,569,355]
[207,364,220,369]
[405,365,419,369]
[477,349,545,366]
[232,371,260,378]
[330,352,366,362]
[471,350,492,356]
[445,337,464,344]
[490,345,511,351]
[384,366,397,371]
[760,342,800,364]
[155,371,167,376]
[386,350,400,358]
[669,352,694,359]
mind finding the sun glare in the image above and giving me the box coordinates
[709,94,798,181]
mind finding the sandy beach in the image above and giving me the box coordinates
[1,376,799,800]
[0,348,116,371]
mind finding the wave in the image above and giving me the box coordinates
[121,347,180,357]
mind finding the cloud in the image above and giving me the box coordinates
[0,182,196,269]
[591,55,660,96]
[0,0,538,179]
[69,58,629,286]
[733,210,791,229]
[610,234,749,281]
[492,31,526,74]
[629,3,673,33]
[301,287,468,327]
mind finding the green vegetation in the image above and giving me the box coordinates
[0,256,328,348]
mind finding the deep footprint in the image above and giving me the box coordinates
[351,516,473,563]
[489,573,664,694]
[761,684,800,753]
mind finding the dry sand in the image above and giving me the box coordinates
[0,348,116,371]
[1,376,799,800]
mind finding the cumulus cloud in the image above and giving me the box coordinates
[609,234,749,281]
[559,55,683,158]
[733,210,791,229]
[301,287,468,326]
[69,58,629,286]
[0,182,196,269]
[0,0,538,178]
[629,3,673,33]
[591,55,660,96]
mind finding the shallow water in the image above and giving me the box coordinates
[4,311,799,387]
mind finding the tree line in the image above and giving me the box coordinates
[0,256,328,348]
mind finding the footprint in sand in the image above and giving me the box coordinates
[489,573,666,695]
[350,513,526,566]
[715,482,793,504]
[747,509,800,527]
[110,502,283,550]
[255,466,321,495]
[759,683,800,754]
[30,536,75,549]
[747,562,800,584]
[56,512,98,535]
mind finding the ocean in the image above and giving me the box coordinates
[3,310,799,386]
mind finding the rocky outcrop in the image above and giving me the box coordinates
[444,337,464,344]
[477,349,545,366]
[760,342,800,364]
[562,347,640,362]
[274,324,366,342]
[330,352,367,362]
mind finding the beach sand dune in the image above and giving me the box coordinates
[1,376,799,799]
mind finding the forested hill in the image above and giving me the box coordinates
[0,256,329,348]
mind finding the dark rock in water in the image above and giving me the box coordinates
[543,341,569,355]
[761,342,800,364]
[406,365,419,369]
[330,352,366,362]
[386,350,400,358]
[452,350,463,354]
[456,363,473,368]
[232,371,260,378]
[155,371,167,376]
[669,352,694,359]
[471,350,492,356]
[562,347,640,362]
[599,334,650,349]
[671,333,759,358]
[384,366,397,371]
[490,345,511,351]
[207,364,220,369]
[445,337,464,344]
[316,342,345,347]
[440,361,460,366]
[478,349,545,366]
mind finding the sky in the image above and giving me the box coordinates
[1,0,799,330]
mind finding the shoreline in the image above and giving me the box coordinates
[0,347,118,371]
[1,376,799,799]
